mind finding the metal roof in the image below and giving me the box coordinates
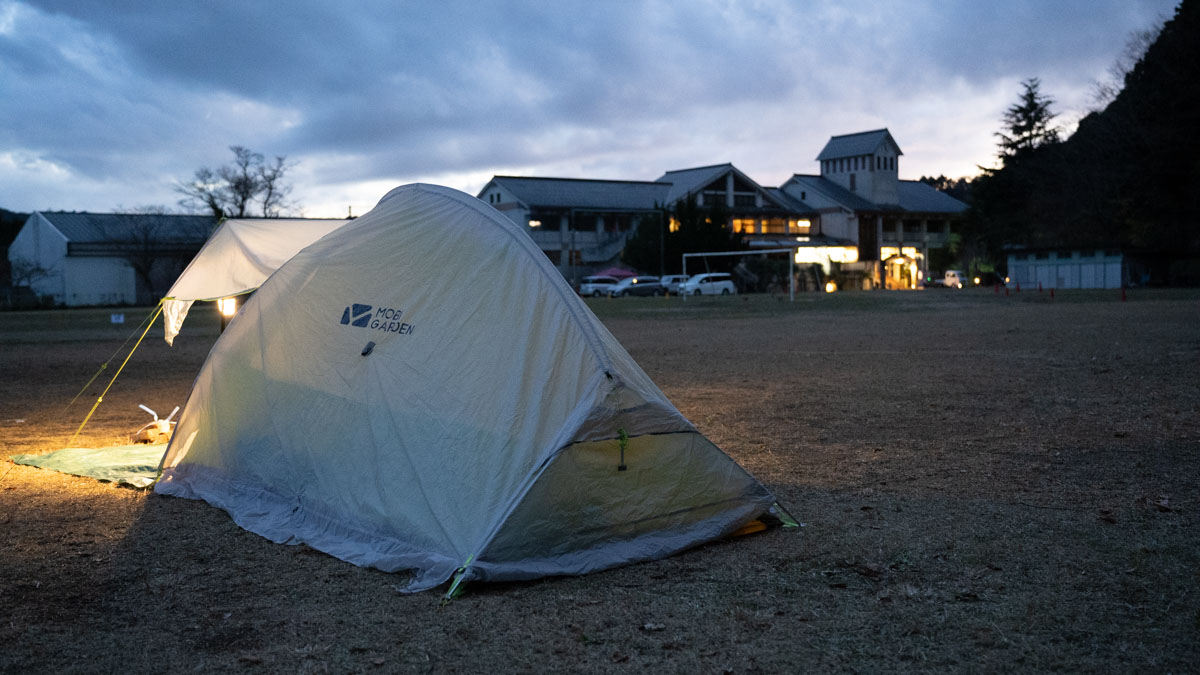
[654,163,733,204]
[784,175,879,211]
[780,176,966,215]
[37,212,216,243]
[816,129,902,161]
[895,181,968,214]
[486,176,669,210]
[765,188,815,213]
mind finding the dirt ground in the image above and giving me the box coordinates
[2,289,1198,673]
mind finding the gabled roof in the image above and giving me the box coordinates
[485,176,669,210]
[816,129,902,161]
[765,188,815,213]
[784,175,880,211]
[654,163,735,204]
[655,163,810,214]
[36,212,215,243]
[896,181,968,214]
[782,175,967,215]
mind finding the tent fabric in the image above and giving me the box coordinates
[12,444,167,488]
[162,218,350,345]
[155,184,779,593]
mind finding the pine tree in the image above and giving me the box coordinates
[995,78,1061,164]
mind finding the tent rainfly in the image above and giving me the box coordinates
[156,184,788,594]
[162,217,351,345]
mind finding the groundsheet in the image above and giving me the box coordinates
[11,444,166,488]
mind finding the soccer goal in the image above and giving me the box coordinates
[682,248,796,301]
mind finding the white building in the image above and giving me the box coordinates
[779,129,968,289]
[8,212,215,306]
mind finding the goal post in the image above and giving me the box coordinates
[682,248,796,302]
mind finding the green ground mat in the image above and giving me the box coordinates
[10,444,167,488]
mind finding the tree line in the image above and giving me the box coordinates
[942,0,1199,278]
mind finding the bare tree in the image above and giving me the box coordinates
[113,206,168,303]
[222,146,263,219]
[258,155,295,217]
[175,146,296,219]
[1091,19,1166,110]
[177,166,226,219]
[9,257,54,287]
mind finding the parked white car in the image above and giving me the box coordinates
[579,275,619,297]
[679,272,737,296]
[660,274,690,294]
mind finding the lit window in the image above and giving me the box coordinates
[528,220,542,228]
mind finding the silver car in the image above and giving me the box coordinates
[678,273,737,295]
[579,275,619,297]
[660,274,690,294]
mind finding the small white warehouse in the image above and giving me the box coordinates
[8,212,215,306]
[1006,249,1127,290]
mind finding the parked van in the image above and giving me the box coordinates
[579,275,619,297]
[679,273,737,296]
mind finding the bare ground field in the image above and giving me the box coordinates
[1,289,1198,673]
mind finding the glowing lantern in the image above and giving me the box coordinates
[218,297,238,317]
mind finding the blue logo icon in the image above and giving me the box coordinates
[340,303,373,327]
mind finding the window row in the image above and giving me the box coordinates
[822,155,895,174]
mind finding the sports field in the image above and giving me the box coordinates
[2,289,1198,672]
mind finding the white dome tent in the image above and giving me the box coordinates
[156,183,790,594]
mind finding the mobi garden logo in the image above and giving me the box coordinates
[340,303,415,335]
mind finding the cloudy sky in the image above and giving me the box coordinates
[0,0,1176,218]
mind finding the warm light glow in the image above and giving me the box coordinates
[825,281,837,293]
[1005,276,1011,284]
[794,246,859,270]
[881,246,921,259]
[528,220,542,228]
[732,218,757,234]
[669,217,681,233]
[218,297,238,317]
[973,277,981,285]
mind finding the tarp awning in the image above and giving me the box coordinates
[162,218,350,345]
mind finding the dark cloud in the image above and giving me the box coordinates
[1,0,1177,214]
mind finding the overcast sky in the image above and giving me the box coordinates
[0,0,1176,218]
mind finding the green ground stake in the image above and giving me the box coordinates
[442,554,475,604]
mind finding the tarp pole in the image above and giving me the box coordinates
[789,251,795,302]
[66,301,164,448]
[682,255,687,302]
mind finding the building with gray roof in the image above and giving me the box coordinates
[780,128,967,289]
[9,211,216,305]
[480,128,966,289]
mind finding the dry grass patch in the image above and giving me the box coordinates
[2,291,1198,672]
